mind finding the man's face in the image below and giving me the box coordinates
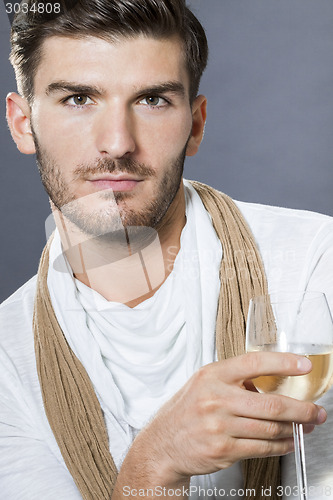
[29,35,196,236]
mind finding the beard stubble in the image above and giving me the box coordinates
[32,127,188,238]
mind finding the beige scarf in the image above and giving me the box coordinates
[33,181,280,499]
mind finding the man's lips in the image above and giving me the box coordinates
[88,176,143,192]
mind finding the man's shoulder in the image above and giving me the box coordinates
[187,180,331,219]
[235,198,332,223]
[1,274,37,308]
[235,198,332,233]
[186,179,333,246]
[233,199,333,257]
[0,275,37,342]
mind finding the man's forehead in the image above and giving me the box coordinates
[35,34,190,94]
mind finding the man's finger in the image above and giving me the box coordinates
[224,436,295,464]
[226,387,326,425]
[216,352,312,384]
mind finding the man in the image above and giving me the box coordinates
[1,0,333,498]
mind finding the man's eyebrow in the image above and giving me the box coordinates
[135,82,186,98]
[45,80,187,98]
[45,82,104,96]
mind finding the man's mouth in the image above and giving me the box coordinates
[88,174,143,192]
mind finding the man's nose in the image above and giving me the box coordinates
[94,104,136,159]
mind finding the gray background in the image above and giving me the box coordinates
[1,0,332,302]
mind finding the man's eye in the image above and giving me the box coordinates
[65,95,94,106]
[140,96,167,107]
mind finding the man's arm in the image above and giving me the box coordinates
[112,352,325,499]
[0,349,82,499]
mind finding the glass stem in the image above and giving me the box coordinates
[293,422,307,500]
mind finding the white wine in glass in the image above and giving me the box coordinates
[246,291,333,500]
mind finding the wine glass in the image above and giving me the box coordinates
[246,291,333,500]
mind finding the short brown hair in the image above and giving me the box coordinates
[10,0,208,103]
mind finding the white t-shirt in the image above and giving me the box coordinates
[1,180,333,500]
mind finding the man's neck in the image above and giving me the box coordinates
[53,183,186,308]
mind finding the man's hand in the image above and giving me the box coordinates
[113,352,326,498]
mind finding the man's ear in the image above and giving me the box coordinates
[6,92,36,154]
[186,94,207,157]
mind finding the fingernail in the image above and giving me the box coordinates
[297,356,312,372]
[302,424,315,434]
[287,438,295,453]
[317,408,327,424]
